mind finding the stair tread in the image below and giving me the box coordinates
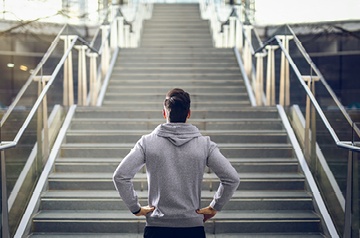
[42,190,312,199]
[34,210,320,221]
[48,172,304,180]
[61,143,292,148]
[56,157,297,163]
[28,233,325,238]
[66,129,286,134]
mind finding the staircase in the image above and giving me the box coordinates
[26,3,328,237]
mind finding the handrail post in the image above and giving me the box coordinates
[1,149,10,238]
[255,53,265,106]
[223,25,229,48]
[303,76,320,168]
[243,25,253,79]
[101,25,110,77]
[110,15,118,50]
[124,25,130,48]
[117,17,124,48]
[60,35,76,107]
[235,16,242,51]
[278,35,293,106]
[74,45,88,106]
[34,76,51,169]
[229,16,236,47]
[265,45,279,106]
[89,53,98,106]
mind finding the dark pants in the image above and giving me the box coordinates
[144,226,206,238]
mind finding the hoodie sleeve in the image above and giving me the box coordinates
[206,141,240,211]
[113,137,146,214]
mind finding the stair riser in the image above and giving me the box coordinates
[47,179,304,191]
[106,87,246,94]
[69,122,283,131]
[119,48,236,54]
[65,134,289,144]
[40,199,313,211]
[54,163,298,173]
[60,147,294,158]
[73,110,280,119]
[205,221,321,234]
[108,78,244,84]
[103,94,248,101]
[32,220,320,234]
[111,69,241,74]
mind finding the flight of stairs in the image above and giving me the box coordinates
[26,3,327,237]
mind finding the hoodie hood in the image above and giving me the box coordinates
[154,123,202,146]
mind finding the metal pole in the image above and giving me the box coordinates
[265,45,278,106]
[1,150,10,238]
[89,53,98,106]
[118,17,124,48]
[344,151,354,238]
[255,53,265,106]
[278,35,293,107]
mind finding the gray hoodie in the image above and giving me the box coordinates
[113,123,240,227]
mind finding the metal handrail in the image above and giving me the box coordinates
[202,1,359,235]
[0,36,78,152]
[252,27,360,152]
[0,24,66,128]
[1,3,150,236]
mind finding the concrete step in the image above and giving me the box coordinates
[116,58,237,64]
[47,171,304,191]
[28,233,325,238]
[101,101,251,109]
[103,93,249,102]
[31,210,320,234]
[105,85,246,94]
[59,143,294,159]
[69,118,283,131]
[108,75,243,81]
[40,190,312,211]
[54,157,298,173]
[118,48,234,55]
[72,108,280,119]
[65,130,289,144]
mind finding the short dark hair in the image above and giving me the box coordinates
[164,88,191,123]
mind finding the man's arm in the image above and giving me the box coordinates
[206,143,240,212]
[113,140,146,214]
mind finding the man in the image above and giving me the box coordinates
[113,88,240,238]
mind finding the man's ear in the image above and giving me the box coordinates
[162,109,167,119]
[187,109,191,119]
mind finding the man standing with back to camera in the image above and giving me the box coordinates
[113,88,240,238]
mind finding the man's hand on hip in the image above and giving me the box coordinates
[134,206,155,216]
[196,206,217,222]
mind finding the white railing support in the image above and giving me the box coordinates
[279,35,294,106]
[117,16,124,48]
[60,35,76,106]
[255,53,266,106]
[101,25,110,77]
[243,25,253,78]
[74,45,88,106]
[235,16,242,51]
[110,16,118,50]
[303,75,320,166]
[89,53,98,106]
[223,25,229,48]
[229,16,236,47]
[265,45,279,106]
[124,24,130,48]
[34,76,51,164]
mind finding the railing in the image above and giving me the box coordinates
[201,0,360,237]
[0,2,151,237]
